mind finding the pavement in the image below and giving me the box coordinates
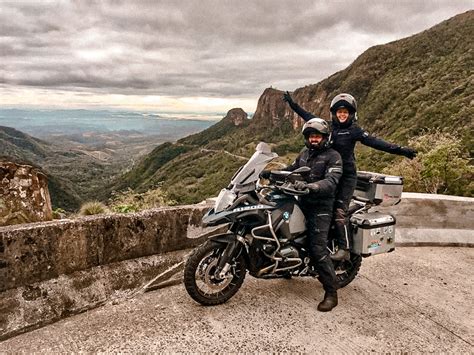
[1,246,472,353]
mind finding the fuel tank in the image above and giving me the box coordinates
[271,202,306,240]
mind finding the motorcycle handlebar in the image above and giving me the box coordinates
[257,181,309,196]
[279,184,310,196]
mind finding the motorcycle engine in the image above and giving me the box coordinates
[279,245,299,259]
[278,245,302,269]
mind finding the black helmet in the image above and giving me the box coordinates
[302,118,330,150]
[330,93,357,127]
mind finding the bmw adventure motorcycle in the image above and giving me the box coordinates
[184,142,403,306]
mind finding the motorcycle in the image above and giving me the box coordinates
[184,142,403,306]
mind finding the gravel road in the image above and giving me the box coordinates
[1,247,472,353]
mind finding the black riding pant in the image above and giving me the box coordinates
[333,171,357,250]
[300,204,337,294]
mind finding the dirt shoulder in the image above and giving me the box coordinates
[1,247,472,353]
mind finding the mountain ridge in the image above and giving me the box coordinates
[110,10,473,204]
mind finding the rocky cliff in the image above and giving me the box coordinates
[252,86,330,130]
[0,161,52,226]
[223,108,248,126]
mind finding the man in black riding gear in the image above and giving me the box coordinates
[283,91,417,261]
[283,117,343,312]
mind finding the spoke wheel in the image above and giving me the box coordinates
[334,252,362,288]
[184,240,247,306]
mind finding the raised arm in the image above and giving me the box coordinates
[283,91,316,122]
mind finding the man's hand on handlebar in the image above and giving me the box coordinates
[293,181,320,194]
[259,170,271,179]
[307,182,320,193]
[293,180,307,191]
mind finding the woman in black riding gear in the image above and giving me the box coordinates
[283,92,417,261]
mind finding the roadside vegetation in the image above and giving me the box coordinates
[109,187,177,213]
[78,201,109,216]
[383,130,473,196]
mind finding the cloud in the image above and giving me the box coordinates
[0,0,472,111]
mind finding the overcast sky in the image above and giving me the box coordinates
[0,1,472,116]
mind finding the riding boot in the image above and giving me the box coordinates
[317,291,338,312]
[333,218,350,250]
[330,248,350,261]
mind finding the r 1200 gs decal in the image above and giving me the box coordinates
[232,205,270,212]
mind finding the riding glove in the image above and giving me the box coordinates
[399,146,417,159]
[293,180,307,190]
[259,170,271,179]
[294,181,320,193]
[307,183,321,193]
[283,91,294,104]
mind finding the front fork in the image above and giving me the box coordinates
[215,233,246,280]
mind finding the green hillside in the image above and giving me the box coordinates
[0,126,82,209]
[0,125,51,161]
[297,10,474,169]
[106,11,474,203]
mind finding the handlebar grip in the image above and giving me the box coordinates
[280,185,310,196]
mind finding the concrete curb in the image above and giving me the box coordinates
[395,228,473,247]
[377,192,473,247]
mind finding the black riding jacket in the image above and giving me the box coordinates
[287,101,404,174]
[285,146,343,207]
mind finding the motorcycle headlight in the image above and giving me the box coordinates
[214,188,236,213]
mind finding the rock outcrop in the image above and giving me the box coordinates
[223,108,248,126]
[251,88,293,127]
[250,86,331,131]
[0,161,52,226]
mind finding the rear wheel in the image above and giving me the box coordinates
[184,240,247,306]
[334,252,362,288]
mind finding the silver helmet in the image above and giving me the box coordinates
[330,93,357,126]
[330,93,357,114]
[302,117,330,136]
[302,118,330,150]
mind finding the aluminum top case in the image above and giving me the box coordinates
[353,171,403,207]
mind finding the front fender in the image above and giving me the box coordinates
[209,232,251,270]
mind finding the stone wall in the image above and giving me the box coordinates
[0,204,214,339]
[378,193,474,246]
[0,162,52,226]
[0,205,211,293]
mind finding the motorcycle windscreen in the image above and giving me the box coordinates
[230,142,278,188]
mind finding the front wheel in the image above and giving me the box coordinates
[184,240,247,306]
[334,252,362,288]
